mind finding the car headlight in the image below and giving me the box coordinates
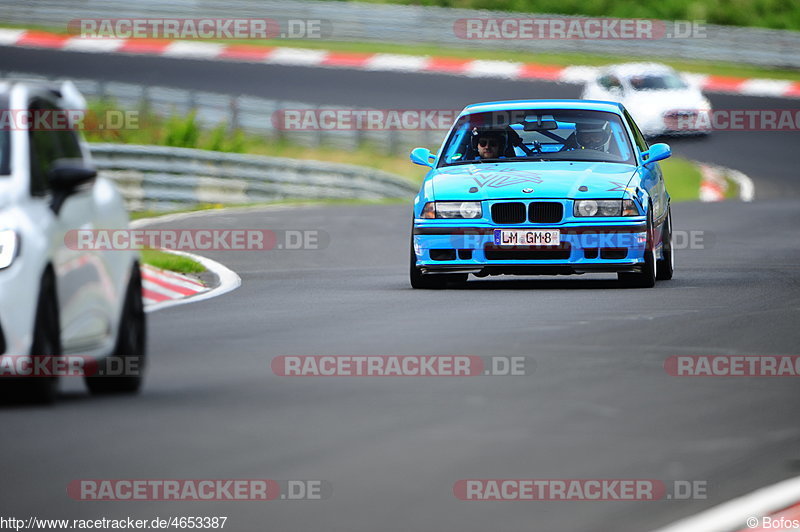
[421,202,482,219]
[0,229,19,269]
[574,200,639,217]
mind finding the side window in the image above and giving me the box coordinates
[623,109,648,153]
[58,130,83,160]
[29,114,60,196]
[28,101,85,196]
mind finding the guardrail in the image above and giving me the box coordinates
[90,143,417,211]
[2,0,800,68]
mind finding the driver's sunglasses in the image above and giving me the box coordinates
[478,138,499,148]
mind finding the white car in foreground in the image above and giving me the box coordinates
[0,79,145,403]
[581,63,712,137]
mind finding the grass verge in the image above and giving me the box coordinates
[661,157,702,202]
[724,176,741,200]
[140,249,206,274]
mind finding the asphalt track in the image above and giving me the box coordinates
[2,46,800,531]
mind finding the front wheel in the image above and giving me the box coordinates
[409,241,467,289]
[618,208,657,288]
[85,264,147,395]
[656,207,674,280]
[15,270,62,404]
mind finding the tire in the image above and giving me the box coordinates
[656,207,674,281]
[618,207,657,288]
[409,240,467,289]
[1,269,62,404]
[85,264,146,395]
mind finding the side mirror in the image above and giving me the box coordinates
[641,143,671,165]
[48,159,97,214]
[49,159,97,191]
[410,147,435,168]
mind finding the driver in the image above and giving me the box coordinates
[575,122,612,151]
[470,127,506,160]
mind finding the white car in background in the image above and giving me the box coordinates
[0,79,145,403]
[581,63,712,137]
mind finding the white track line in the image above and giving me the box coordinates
[162,41,226,59]
[651,475,800,532]
[464,60,523,79]
[265,47,328,66]
[63,37,126,53]
[0,28,25,45]
[365,53,430,72]
[725,167,756,202]
[739,78,795,97]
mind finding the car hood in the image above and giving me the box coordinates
[430,161,638,201]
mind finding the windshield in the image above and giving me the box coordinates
[438,109,635,167]
[629,73,688,91]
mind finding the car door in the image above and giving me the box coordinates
[28,99,112,352]
[623,109,667,221]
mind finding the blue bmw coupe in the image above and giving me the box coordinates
[410,100,674,288]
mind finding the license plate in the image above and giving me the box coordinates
[494,229,560,246]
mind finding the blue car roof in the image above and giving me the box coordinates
[460,99,625,117]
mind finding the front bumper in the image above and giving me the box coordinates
[413,221,650,275]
